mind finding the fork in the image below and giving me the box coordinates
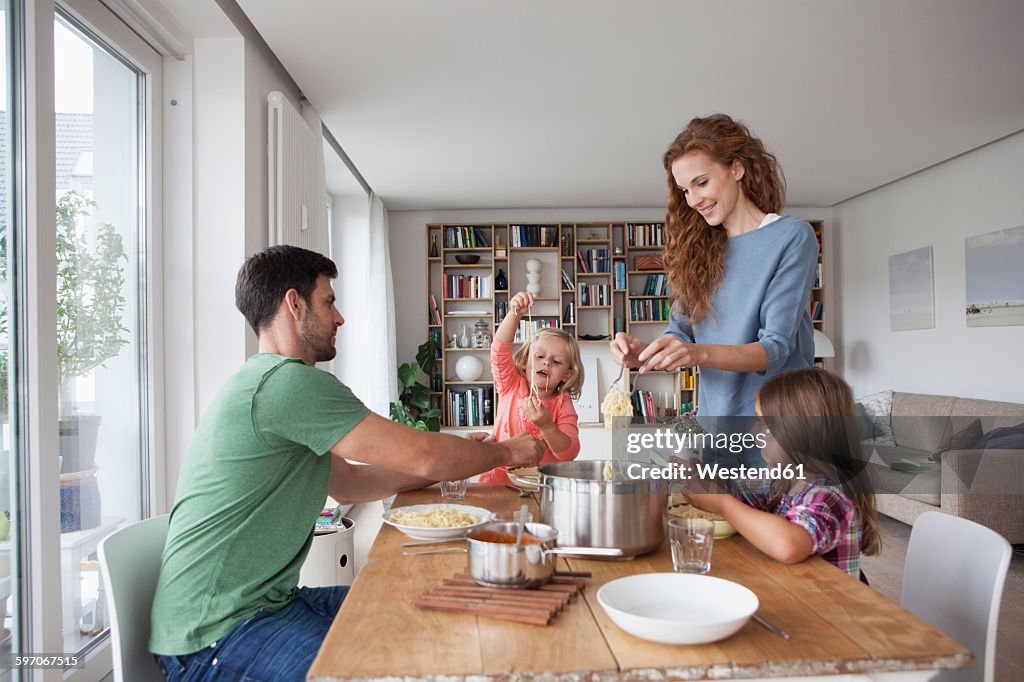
[612,362,625,390]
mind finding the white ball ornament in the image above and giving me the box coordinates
[525,259,542,273]
[454,355,484,381]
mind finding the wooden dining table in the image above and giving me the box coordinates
[308,484,970,681]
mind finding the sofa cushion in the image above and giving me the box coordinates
[857,390,895,446]
[891,392,957,451]
[950,397,1024,434]
[928,418,983,462]
[975,422,1024,450]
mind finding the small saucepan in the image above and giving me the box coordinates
[405,521,622,588]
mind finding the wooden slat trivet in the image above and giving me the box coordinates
[414,571,590,626]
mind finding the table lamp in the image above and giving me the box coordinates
[813,329,835,359]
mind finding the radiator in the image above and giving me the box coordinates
[267,91,328,254]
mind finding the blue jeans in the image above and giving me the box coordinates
[156,586,349,682]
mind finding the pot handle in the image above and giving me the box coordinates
[402,546,467,557]
[545,546,624,557]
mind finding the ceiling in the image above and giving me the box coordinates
[237,0,1024,211]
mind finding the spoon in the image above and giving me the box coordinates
[514,503,529,546]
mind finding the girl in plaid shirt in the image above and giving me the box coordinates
[685,368,879,581]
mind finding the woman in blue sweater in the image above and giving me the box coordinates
[611,114,818,435]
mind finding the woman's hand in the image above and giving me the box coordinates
[636,335,700,372]
[509,291,535,317]
[610,332,647,368]
[522,396,553,430]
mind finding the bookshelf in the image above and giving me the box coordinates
[809,219,825,334]
[426,222,698,428]
[426,218,828,427]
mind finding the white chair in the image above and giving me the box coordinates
[97,515,169,682]
[901,511,1012,682]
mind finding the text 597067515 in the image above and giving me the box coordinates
[0,653,84,670]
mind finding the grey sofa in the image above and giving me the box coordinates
[862,391,1024,544]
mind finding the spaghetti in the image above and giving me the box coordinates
[388,505,480,529]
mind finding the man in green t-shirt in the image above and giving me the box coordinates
[150,245,543,682]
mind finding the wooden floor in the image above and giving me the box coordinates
[861,514,1024,682]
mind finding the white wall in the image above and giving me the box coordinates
[192,37,247,421]
[163,32,305,500]
[333,192,371,397]
[835,131,1024,402]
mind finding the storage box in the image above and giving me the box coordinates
[634,254,664,271]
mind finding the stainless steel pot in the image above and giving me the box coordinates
[534,460,669,558]
[404,521,621,588]
[468,522,621,588]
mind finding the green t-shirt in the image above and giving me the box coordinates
[149,354,370,655]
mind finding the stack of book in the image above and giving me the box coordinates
[445,273,493,299]
[578,283,610,307]
[576,248,611,273]
[515,318,560,343]
[447,386,494,427]
[509,225,558,247]
[444,226,491,248]
[627,223,665,247]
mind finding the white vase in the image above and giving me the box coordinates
[526,282,542,295]
[454,355,484,381]
[526,259,542,273]
[525,273,541,284]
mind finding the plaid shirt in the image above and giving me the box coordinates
[732,476,864,580]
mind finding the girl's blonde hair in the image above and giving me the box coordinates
[756,368,880,556]
[511,328,584,401]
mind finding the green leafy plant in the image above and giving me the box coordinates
[0,191,129,415]
[389,336,441,431]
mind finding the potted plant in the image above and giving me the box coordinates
[389,336,441,432]
[0,191,129,473]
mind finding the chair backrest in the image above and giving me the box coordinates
[97,515,169,682]
[901,511,1012,682]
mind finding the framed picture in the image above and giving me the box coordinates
[965,224,1024,327]
[889,246,935,331]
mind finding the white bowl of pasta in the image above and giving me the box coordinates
[666,504,738,539]
[383,504,493,541]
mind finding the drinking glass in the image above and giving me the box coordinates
[440,479,468,501]
[668,517,714,574]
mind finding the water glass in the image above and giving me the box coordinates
[440,479,468,501]
[668,517,714,574]
[491,510,533,524]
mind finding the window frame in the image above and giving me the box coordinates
[19,0,164,677]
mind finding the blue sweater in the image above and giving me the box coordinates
[664,215,818,417]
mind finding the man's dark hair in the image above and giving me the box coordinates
[235,245,338,335]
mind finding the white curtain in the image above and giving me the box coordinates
[362,192,398,415]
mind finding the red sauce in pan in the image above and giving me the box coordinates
[473,530,544,545]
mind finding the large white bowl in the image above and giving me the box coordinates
[597,573,759,645]
[383,504,492,541]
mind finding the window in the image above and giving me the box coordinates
[0,0,21,668]
[51,2,159,660]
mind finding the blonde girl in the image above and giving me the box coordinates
[474,292,584,485]
[685,368,879,581]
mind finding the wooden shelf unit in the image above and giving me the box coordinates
[426,221,705,426]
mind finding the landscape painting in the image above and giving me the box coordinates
[965,224,1024,328]
[889,246,935,331]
